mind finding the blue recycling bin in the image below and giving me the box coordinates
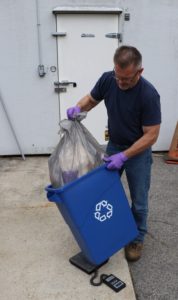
[45,164,138,265]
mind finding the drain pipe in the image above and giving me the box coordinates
[35,0,46,77]
[0,92,25,160]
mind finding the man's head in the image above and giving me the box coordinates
[113,45,143,90]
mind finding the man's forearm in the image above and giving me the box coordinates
[77,94,98,111]
[124,135,156,158]
[124,125,160,158]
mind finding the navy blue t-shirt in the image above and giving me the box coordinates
[90,71,161,146]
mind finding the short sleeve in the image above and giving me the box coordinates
[142,92,161,126]
[90,72,112,102]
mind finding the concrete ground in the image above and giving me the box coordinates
[122,154,178,300]
[0,156,136,300]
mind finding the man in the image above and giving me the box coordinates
[66,45,161,262]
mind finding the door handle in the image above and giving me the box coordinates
[54,81,77,87]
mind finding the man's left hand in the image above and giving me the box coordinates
[104,152,128,170]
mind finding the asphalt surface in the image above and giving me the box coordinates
[122,154,178,300]
[0,156,136,300]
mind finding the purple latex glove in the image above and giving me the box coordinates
[67,106,81,119]
[104,152,128,170]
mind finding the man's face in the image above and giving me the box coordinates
[113,64,143,90]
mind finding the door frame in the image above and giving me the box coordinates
[52,6,123,15]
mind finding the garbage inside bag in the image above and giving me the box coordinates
[48,113,105,188]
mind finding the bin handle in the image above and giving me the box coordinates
[45,185,58,192]
[45,185,63,203]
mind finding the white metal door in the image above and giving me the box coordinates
[56,13,121,144]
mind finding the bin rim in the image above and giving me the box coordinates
[45,163,112,194]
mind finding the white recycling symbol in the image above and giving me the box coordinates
[94,200,113,222]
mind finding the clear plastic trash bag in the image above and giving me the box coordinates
[48,113,105,188]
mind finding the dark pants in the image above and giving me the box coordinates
[106,140,153,242]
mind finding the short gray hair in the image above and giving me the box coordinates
[113,45,142,69]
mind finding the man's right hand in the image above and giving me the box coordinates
[66,106,81,119]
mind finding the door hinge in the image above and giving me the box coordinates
[52,32,67,37]
[105,33,122,42]
[54,81,77,87]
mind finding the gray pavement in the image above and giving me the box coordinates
[122,154,178,300]
[1,154,177,300]
[0,156,135,300]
